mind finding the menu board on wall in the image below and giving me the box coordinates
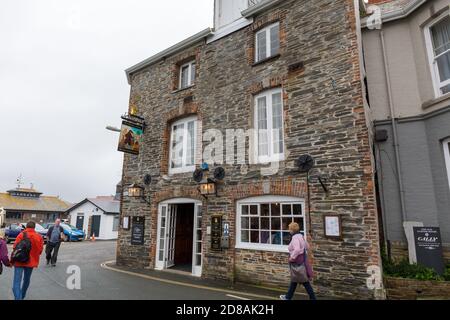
[131,216,145,246]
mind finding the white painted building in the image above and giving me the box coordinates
[66,196,120,240]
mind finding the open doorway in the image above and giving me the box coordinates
[172,203,194,272]
[155,199,203,276]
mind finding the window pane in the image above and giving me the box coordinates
[159,250,164,261]
[271,203,280,216]
[250,217,259,230]
[180,65,189,88]
[250,230,260,243]
[241,230,249,243]
[282,218,292,231]
[171,123,184,169]
[241,205,249,215]
[250,205,258,215]
[431,16,450,56]
[270,24,280,56]
[282,204,292,216]
[257,96,268,157]
[272,92,284,154]
[293,204,302,215]
[186,121,195,166]
[256,30,267,61]
[282,232,291,245]
[196,229,202,241]
[271,232,281,245]
[195,254,202,266]
[261,231,270,244]
[441,83,450,95]
[190,63,196,84]
[293,217,305,233]
[271,217,281,230]
[436,51,450,83]
[241,217,249,229]
[261,204,270,216]
[261,217,270,230]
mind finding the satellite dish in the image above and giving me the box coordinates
[193,169,204,183]
[143,174,152,186]
[213,167,226,180]
[296,155,315,173]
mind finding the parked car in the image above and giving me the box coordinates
[18,223,48,243]
[45,223,85,242]
[4,223,22,243]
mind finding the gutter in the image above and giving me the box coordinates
[361,0,427,28]
[125,27,213,84]
[241,0,285,18]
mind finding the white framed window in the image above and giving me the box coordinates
[444,138,450,191]
[255,22,280,63]
[236,196,306,252]
[112,215,119,232]
[169,116,198,174]
[425,12,450,97]
[254,88,285,163]
[179,61,196,89]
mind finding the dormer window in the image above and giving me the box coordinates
[255,22,280,63]
[180,61,196,89]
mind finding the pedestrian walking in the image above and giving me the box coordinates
[45,219,65,267]
[11,221,44,300]
[0,229,12,275]
[280,222,316,300]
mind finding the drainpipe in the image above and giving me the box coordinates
[380,30,407,223]
[380,31,423,263]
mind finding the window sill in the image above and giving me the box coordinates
[168,167,196,176]
[422,92,450,110]
[172,85,195,95]
[252,54,281,67]
[236,244,289,253]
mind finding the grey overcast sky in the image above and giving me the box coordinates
[0,0,213,203]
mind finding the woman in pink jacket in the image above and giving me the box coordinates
[280,222,316,300]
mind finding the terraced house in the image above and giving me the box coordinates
[362,0,450,264]
[117,0,383,299]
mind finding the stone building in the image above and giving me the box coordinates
[117,0,383,299]
[362,0,450,263]
[0,187,71,224]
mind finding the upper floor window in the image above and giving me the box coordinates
[444,138,450,191]
[169,116,197,174]
[255,22,280,63]
[254,88,284,163]
[180,61,196,89]
[236,196,306,252]
[426,13,450,97]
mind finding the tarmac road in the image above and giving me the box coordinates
[0,241,258,300]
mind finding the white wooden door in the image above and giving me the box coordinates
[165,204,177,268]
[192,204,203,277]
[155,204,168,270]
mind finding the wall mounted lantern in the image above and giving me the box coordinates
[127,174,152,204]
[194,165,225,199]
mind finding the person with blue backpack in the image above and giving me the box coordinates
[10,221,44,300]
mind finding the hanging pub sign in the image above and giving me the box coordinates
[413,227,445,275]
[131,216,145,246]
[118,121,143,155]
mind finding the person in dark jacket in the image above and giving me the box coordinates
[45,219,65,267]
[0,229,12,272]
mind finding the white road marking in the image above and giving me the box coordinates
[226,294,250,300]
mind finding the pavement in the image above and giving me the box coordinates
[0,241,310,300]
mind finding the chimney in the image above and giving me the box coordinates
[115,181,122,201]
